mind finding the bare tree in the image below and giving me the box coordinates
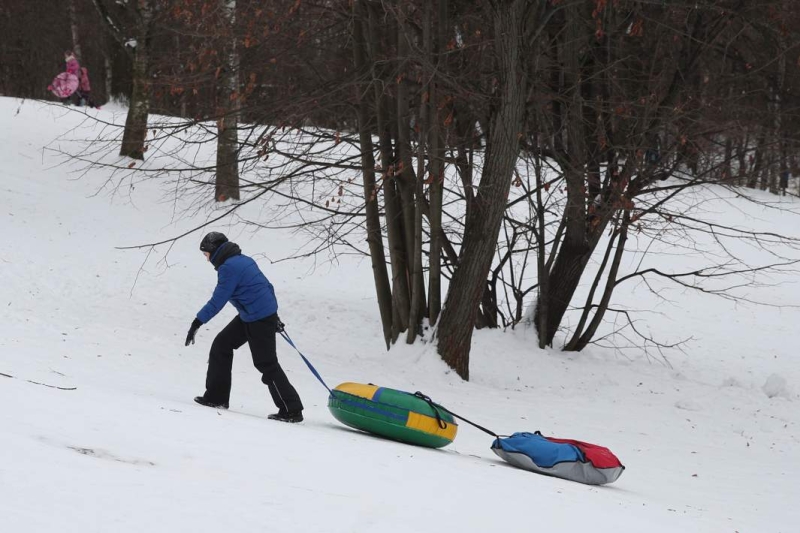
[92,0,157,159]
[215,0,241,201]
[435,0,532,379]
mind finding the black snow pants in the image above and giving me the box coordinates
[204,313,303,413]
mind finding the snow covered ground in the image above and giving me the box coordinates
[1,97,799,532]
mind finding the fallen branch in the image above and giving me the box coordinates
[0,371,76,391]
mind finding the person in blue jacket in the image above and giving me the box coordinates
[185,231,304,423]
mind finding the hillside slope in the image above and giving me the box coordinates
[1,98,798,532]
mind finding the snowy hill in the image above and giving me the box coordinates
[1,97,798,532]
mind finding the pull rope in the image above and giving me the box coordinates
[278,326,334,396]
[414,391,503,439]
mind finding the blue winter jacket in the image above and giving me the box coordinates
[196,244,278,324]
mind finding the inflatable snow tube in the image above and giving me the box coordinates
[491,431,624,485]
[50,72,79,98]
[328,382,457,449]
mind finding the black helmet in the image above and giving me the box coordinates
[199,231,228,254]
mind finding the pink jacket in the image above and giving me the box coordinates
[79,67,91,92]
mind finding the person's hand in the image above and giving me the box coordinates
[185,318,202,346]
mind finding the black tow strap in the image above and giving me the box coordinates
[413,392,449,429]
[414,391,503,438]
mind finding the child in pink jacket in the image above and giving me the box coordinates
[49,51,81,104]
[47,51,99,107]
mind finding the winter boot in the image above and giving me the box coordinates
[268,410,303,423]
[194,396,229,409]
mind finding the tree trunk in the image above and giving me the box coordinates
[176,34,187,117]
[368,2,409,341]
[773,41,787,196]
[407,111,425,343]
[215,0,240,202]
[564,221,619,350]
[534,2,589,346]
[427,0,447,326]
[121,52,149,159]
[104,51,113,102]
[538,239,592,345]
[119,2,154,160]
[120,33,151,159]
[737,134,748,187]
[406,1,432,344]
[395,4,424,340]
[68,0,82,61]
[722,136,733,183]
[534,143,549,348]
[748,130,765,189]
[353,0,393,348]
[436,0,527,380]
[768,148,777,194]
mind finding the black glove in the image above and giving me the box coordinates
[276,315,285,333]
[185,318,203,346]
